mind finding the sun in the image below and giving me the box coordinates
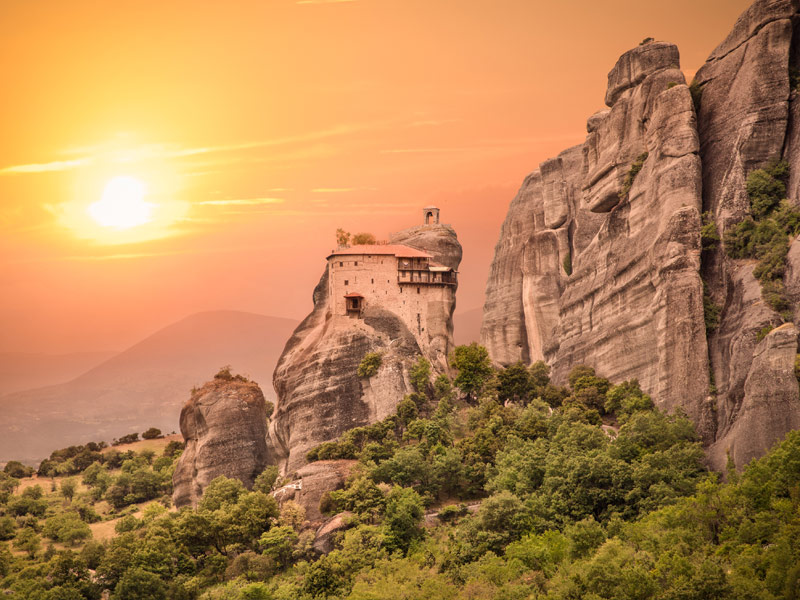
[87,176,153,229]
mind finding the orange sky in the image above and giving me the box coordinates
[0,0,752,354]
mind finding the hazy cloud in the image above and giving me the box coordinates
[0,159,90,175]
[198,198,286,206]
[311,187,378,192]
[296,0,357,4]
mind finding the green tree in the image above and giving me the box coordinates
[497,361,534,403]
[409,356,431,395]
[13,527,41,558]
[450,343,494,400]
[112,567,167,600]
[141,427,162,439]
[3,460,34,478]
[383,487,425,554]
[259,525,297,568]
[351,232,377,245]
[0,472,19,503]
[43,512,92,545]
[253,465,280,494]
[0,516,14,541]
[61,477,77,502]
[336,228,351,247]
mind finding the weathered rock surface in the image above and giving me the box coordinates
[173,377,269,508]
[482,41,711,433]
[272,460,355,524]
[707,324,800,469]
[313,511,355,555]
[267,224,462,475]
[695,0,800,466]
[482,0,800,470]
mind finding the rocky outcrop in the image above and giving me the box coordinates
[483,0,800,470]
[707,324,800,469]
[694,0,800,468]
[172,376,269,508]
[267,224,462,476]
[313,511,355,555]
[482,41,711,433]
[272,459,355,523]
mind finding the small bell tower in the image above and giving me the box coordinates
[423,206,440,225]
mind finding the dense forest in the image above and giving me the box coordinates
[1,346,799,599]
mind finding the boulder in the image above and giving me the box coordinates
[272,460,355,524]
[707,324,800,470]
[172,377,269,508]
[312,511,355,555]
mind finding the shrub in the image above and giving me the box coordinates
[724,159,798,319]
[141,427,162,440]
[162,440,185,458]
[3,461,34,479]
[703,282,722,333]
[113,433,139,446]
[409,356,431,395]
[253,466,280,494]
[618,152,648,201]
[43,512,92,545]
[437,503,469,523]
[214,365,249,382]
[352,232,377,245]
[756,325,774,342]
[358,352,383,378]
[701,212,720,250]
[689,79,703,111]
[563,252,572,276]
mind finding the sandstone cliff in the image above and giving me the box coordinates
[267,223,462,476]
[482,0,800,470]
[483,41,711,432]
[172,375,269,508]
[694,0,800,468]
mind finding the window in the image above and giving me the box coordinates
[339,262,343,267]
[355,261,358,266]
[371,278,374,284]
[417,287,421,294]
[344,280,349,285]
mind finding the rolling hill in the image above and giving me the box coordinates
[0,351,117,396]
[0,310,298,463]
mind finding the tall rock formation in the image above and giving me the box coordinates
[483,41,711,432]
[172,374,269,508]
[267,215,461,475]
[482,0,800,470]
[694,0,800,468]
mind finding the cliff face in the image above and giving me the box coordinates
[172,377,269,508]
[267,224,462,475]
[483,41,711,432]
[482,0,800,470]
[694,0,800,468]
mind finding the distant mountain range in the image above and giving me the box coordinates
[0,351,118,396]
[0,311,298,463]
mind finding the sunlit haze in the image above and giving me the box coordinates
[89,176,152,229]
[0,0,751,355]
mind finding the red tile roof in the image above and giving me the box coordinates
[328,244,432,259]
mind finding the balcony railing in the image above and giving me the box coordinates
[397,272,457,285]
